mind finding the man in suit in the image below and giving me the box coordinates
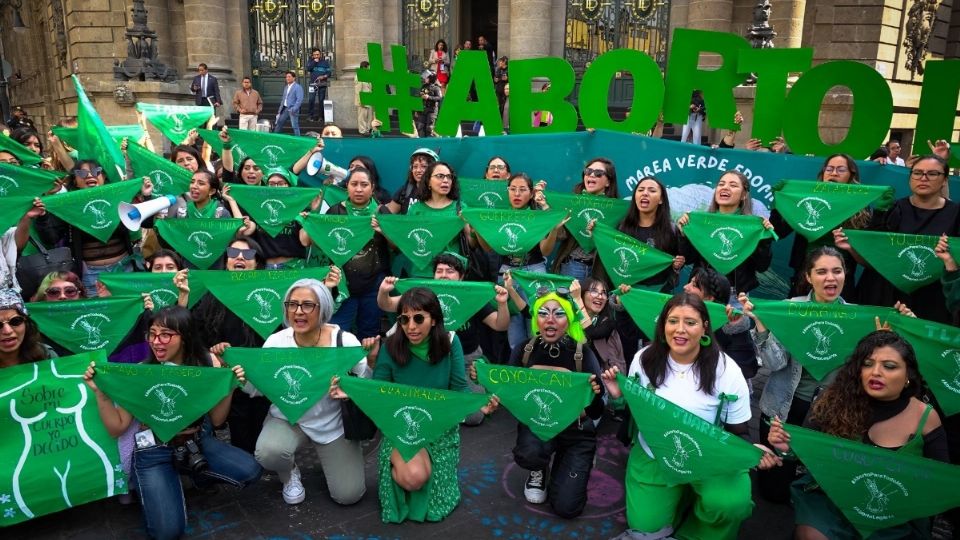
[273,70,304,136]
[190,63,222,107]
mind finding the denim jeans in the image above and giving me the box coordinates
[82,259,134,298]
[273,107,300,136]
[331,275,384,339]
[559,259,592,282]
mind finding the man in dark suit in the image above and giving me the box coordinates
[273,70,304,136]
[190,63,222,107]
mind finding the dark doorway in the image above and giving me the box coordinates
[459,0,498,54]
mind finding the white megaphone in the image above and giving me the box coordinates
[119,194,177,231]
[305,151,348,182]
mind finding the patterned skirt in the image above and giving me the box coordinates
[377,427,461,523]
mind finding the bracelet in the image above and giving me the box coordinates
[223,144,233,150]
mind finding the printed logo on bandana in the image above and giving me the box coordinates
[0,174,18,196]
[165,112,190,135]
[273,365,311,405]
[436,293,460,327]
[83,199,113,230]
[709,227,743,261]
[394,405,432,445]
[524,388,561,428]
[661,429,703,475]
[245,287,281,324]
[261,199,287,226]
[187,231,214,259]
[612,247,639,278]
[70,313,110,350]
[795,197,832,233]
[576,208,604,238]
[408,228,434,257]
[148,288,179,308]
[261,145,285,168]
[529,279,559,294]
[498,223,527,253]
[851,472,907,521]
[897,245,935,282]
[940,349,960,394]
[145,382,187,423]
[801,321,843,362]
[478,191,503,208]
[148,169,174,193]
[329,227,354,256]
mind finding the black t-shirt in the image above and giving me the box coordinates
[325,202,391,294]
[508,336,605,420]
[456,302,497,353]
[253,223,306,260]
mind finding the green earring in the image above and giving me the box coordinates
[700,335,712,347]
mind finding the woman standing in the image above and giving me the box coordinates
[387,148,439,214]
[428,39,451,89]
[406,161,470,277]
[0,289,57,368]
[577,277,625,374]
[483,156,511,181]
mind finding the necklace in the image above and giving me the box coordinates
[670,362,695,379]
[294,330,323,348]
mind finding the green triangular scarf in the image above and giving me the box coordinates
[786,423,960,538]
[27,296,144,355]
[508,268,574,300]
[199,128,317,171]
[135,103,213,143]
[93,362,237,443]
[125,141,193,197]
[545,191,630,252]
[337,375,488,461]
[394,279,496,330]
[73,75,126,183]
[772,180,894,241]
[844,230,960,293]
[592,222,675,287]
[378,214,464,271]
[298,213,375,267]
[0,195,34,233]
[52,124,145,147]
[228,184,322,237]
[223,346,367,424]
[0,162,64,197]
[458,177,511,209]
[154,218,244,269]
[619,288,732,340]
[462,208,565,256]
[0,134,43,166]
[890,313,960,416]
[475,358,595,441]
[617,374,761,486]
[41,180,144,242]
[322,185,349,208]
[97,271,207,309]
[683,212,776,275]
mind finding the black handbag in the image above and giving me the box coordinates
[333,330,377,441]
[16,236,78,301]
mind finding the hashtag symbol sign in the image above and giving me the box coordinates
[357,43,423,136]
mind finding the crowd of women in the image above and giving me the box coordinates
[0,119,958,540]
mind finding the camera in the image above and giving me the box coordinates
[173,438,208,474]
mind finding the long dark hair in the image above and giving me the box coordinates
[507,173,539,209]
[418,161,460,202]
[817,153,870,229]
[146,249,184,271]
[707,170,754,215]
[386,287,451,367]
[67,159,105,191]
[620,176,677,254]
[641,293,721,394]
[221,235,265,269]
[794,246,847,297]
[574,157,619,198]
[146,306,211,367]
[11,127,41,154]
[171,144,209,172]
[688,267,731,304]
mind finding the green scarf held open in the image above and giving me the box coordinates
[462,208,566,256]
[154,218,243,269]
[93,362,237,443]
[545,190,630,252]
[337,375,489,461]
[772,180,894,241]
[616,374,761,486]
[125,141,193,197]
[475,358,595,441]
[298,213,375,267]
[195,268,332,339]
[136,102,213,143]
[322,185,349,208]
[619,287,732,340]
[73,75,126,183]
[377,214,464,271]
[198,128,317,171]
[786,423,960,539]
[682,212,777,275]
[843,230,960,293]
[750,299,896,380]
[508,268,574,300]
[0,195,34,233]
[592,222,675,287]
[223,346,367,424]
[97,272,207,309]
[0,351,127,526]
[890,313,960,416]
[26,296,144,356]
[41,180,144,242]
[0,134,43,166]
[459,177,511,209]
[52,124,145,147]
[394,279,496,330]
[228,184,322,237]
[0,162,63,197]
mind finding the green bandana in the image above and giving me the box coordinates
[508,268,573,301]
[475,358,595,441]
[0,134,43,166]
[0,351,126,526]
[750,299,896,380]
[682,212,776,275]
[154,218,244,269]
[462,208,565,256]
[458,177,511,209]
[772,180,894,241]
[94,362,237,443]
[0,162,63,197]
[337,375,489,461]
[545,191,630,252]
[97,272,207,309]
[843,230,960,293]
[617,374,761,486]
[72,75,125,183]
[378,214,464,271]
[786,423,960,538]
[223,346,366,424]
[27,296,144,355]
[228,184,322,237]
[0,195,34,233]
[136,103,213,143]
[185,198,221,220]
[394,279,496,330]
[592,222,675,287]
[199,128,317,171]
[298,213,375,267]
[52,124,145,147]
[322,185,349,208]
[619,288,732,340]
[890,314,960,416]
[41,181,144,242]
[124,141,193,197]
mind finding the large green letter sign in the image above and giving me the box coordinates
[579,48,664,134]
[508,57,578,134]
[914,59,960,167]
[739,47,814,143]
[435,50,503,136]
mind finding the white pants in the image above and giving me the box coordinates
[238,114,258,130]
[681,113,704,144]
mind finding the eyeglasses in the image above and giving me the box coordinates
[431,173,454,181]
[226,247,257,259]
[73,167,103,179]
[284,301,318,314]
[267,180,289,187]
[587,289,608,297]
[823,166,848,174]
[399,313,427,326]
[45,286,80,299]
[487,164,507,171]
[146,331,179,344]
[583,168,606,178]
[0,316,26,329]
[910,170,945,179]
[508,187,530,194]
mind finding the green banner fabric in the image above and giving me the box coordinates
[52,125,145,147]
[228,184,322,237]
[459,177,512,209]
[462,208,566,256]
[617,374,761,486]
[26,296,144,356]
[337,375,488,461]
[72,75,125,183]
[41,180,143,243]
[786,423,960,538]
[195,268,332,339]
[223,346,366,424]
[683,212,776,275]
[545,191,630,252]
[475,359,595,441]
[508,268,574,301]
[0,162,63,198]
[592,222,675,287]
[619,287,732,339]
[0,134,43,166]
[135,103,213,143]
[394,278,496,331]
[890,314,960,416]
[772,180,894,241]
[0,195,34,233]
[843,230,960,293]
[198,128,317,171]
[97,272,206,309]
[750,299,896,380]
[94,362,236,443]
[125,141,193,197]
[0,351,126,526]
[154,218,244,269]
[298,213,375,267]
[377,214,464,271]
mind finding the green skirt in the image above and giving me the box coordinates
[377,427,461,523]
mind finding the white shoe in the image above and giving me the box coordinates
[523,469,547,504]
[282,465,305,505]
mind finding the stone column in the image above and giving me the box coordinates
[339,0,384,71]
[509,0,552,59]
[686,0,733,33]
[182,0,233,79]
[769,0,806,49]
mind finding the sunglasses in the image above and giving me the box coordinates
[73,167,103,179]
[0,316,26,329]
[583,167,606,178]
[536,285,571,299]
[45,286,80,299]
[399,313,428,326]
[226,247,257,259]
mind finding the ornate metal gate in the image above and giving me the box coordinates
[248,0,336,103]
[564,0,670,108]
[401,0,451,73]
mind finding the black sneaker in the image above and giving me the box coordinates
[523,469,547,504]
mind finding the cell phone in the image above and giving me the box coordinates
[135,429,158,449]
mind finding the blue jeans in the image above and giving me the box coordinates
[83,259,134,298]
[274,107,300,136]
[331,275,384,339]
[559,258,592,282]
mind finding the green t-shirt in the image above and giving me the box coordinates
[373,333,468,391]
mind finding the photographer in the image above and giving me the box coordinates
[416,71,443,137]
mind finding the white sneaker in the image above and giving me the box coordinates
[282,465,306,505]
[523,469,547,504]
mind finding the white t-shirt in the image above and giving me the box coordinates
[628,346,751,459]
